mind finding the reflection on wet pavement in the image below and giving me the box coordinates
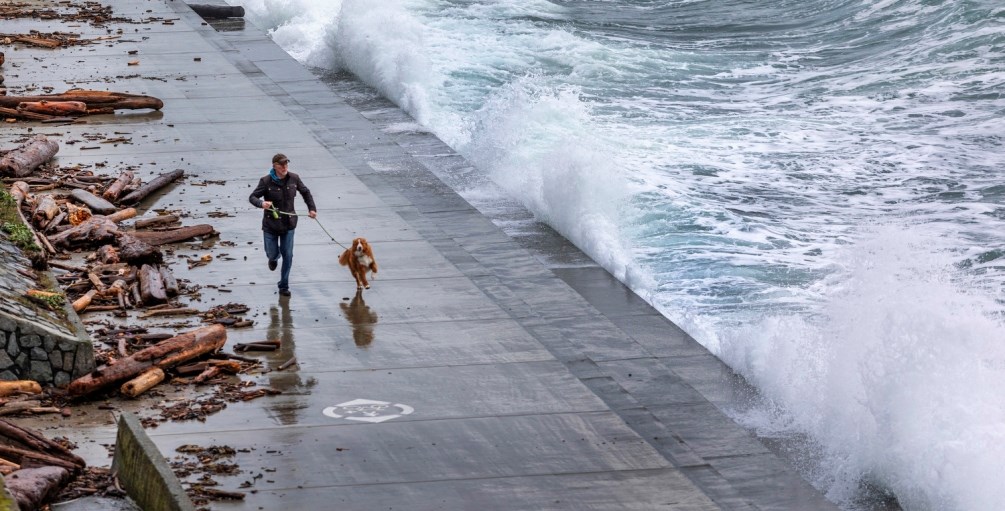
[266,298,295,374]
[263,298,304,425]
[340,289,378,348]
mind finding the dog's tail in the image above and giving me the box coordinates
[338,249,350,266]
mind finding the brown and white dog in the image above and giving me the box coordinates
[338,237,378,290]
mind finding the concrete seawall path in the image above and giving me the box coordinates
[3,1,841,509]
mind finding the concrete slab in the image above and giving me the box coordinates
[227,469,719,511]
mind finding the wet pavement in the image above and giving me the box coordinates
[3,1,840,509]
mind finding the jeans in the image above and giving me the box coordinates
[264,229,295,291]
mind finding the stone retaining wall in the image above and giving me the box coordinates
[0,241,94,387]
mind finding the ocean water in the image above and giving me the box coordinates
[232,1,1005,509]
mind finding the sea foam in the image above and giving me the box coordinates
[715,226,1005,510]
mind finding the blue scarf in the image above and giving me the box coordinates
[269,168,283,184]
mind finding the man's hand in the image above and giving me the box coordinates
[308,210,317,219]
[262,201,272,210]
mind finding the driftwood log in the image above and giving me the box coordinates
[138,264,168,304]
[115,233,163,265]
[71,289,97,312]
[90,262,131,277]
[70,175,109,184]
[189,4,245,18]
[18,101,87,116]
[67,324,227,396]
[9,181,30,205]
[0,401,42,417]
[130,224,214,246]
[0,444,79,472]
[0,106,62,122]
[120,367,165,398]
[129,282,142,307]
[234,341,280,352]
[43,211,67,233]
[86,272,105,293]
[66,202,91,225]
[48,210,137,250]
[4,466,71,510]
[0,134,58,178]
[102,170,133,202]
[31,194,59,227]
[193,365,223,384]
[124,176,142,195]
[47,216,118,248]
[104,207,138,223]
[0,381,42,397]
[104,279,129,309]
[160,265,179,296]
[119,169,183,205]
[0,90,163,111]
[141,308,197,318]
[134,214,179,229]
[69,188,116,214]
[2,34,61,49]
[95,244,120,264]
[0,420,86,470]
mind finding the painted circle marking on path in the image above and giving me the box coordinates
[322,398,414,423]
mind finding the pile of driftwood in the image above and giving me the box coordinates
[1,134,213,299]
[0,2,132,28]
[0,90,164,122]
[65,326,279,404]
[1,133,293,407]
[0,419,86,510]
[0,0,172,57]
[0,31,119,50]
[0,0,170,105]
[0,322,277,507]
[0,381,62,419]
[0,130,292,509]
[2,143,208,316]
[69,324,228,398]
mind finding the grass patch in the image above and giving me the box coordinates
[27,289,66,311]
[0,190,41,253]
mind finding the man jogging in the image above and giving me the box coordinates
[249,153,317,297]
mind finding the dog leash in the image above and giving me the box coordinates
[268,206,349,250]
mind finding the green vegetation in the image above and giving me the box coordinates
[0,190,41,253]
[0,189,18,222]
[2,221,40,251]
[40,293,65,310]
[0,189,72,325]
[28,290,66,311]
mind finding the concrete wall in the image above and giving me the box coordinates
[0,241,94,386]
[112,413,195,511]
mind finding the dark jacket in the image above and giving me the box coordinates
[248,170,316,234]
